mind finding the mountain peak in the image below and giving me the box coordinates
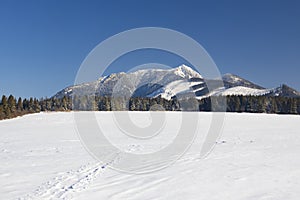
[173,64,202,79]
[271,84,300,97]
[222,73,265,90]
[222,73,244,82]
[177,64,192,70]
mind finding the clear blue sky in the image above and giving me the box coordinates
[1,0,299,98]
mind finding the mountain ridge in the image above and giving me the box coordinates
[53,65,300,99]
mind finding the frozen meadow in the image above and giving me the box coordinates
[0,112,300,200]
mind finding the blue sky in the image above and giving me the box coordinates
[0,0,300,98]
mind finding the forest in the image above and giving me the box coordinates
[0,94,299,120]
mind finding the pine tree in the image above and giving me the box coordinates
[289,98,297,114]
[33,98,40,112]
[234,96,241,112]
[8,95,17,117]
[0,104,4,120]
[297,98,300,114]
[62,96,68,110]
[129,98,136,111]
[28,98,35,113]
[257,96,266,113]
[17,97,23,112]
[270,97,278,113]
[1,95,10,118]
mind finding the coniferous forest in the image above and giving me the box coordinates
[0,94,299,120]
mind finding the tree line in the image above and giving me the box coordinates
[0,95,72,120]
[0,94,299,120]
[72,95,300,114]
[208,95,300,114]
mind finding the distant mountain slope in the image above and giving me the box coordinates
[210,86,272,97]
[53,65,300,99]
[222,73,265,89]
[268,84,300,98]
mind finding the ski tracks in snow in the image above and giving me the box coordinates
[18,163,103,200]
[19,152,122,200]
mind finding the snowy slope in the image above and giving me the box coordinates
[269,84,300,97]
[1,112,300,200]
[222,73,265,89]
[54,64,204,99]
[148,79,202,100]
[54,65,300,100]
[210,86,272,97]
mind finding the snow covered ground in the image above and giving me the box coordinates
[1,112,300,200]
[212,86,272,96]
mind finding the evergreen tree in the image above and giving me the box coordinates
[234,96,241,112]
[8,95,16,118]
[17,97,23,112]
[297,98,300,114]
[129,98,136,111]
[257,96,266,113]
[270,97,278,113]
[289,98,297,114]
[0,104,5,120]
[33,98,41,112]
[28,97,34,113]
[1,95,11,118]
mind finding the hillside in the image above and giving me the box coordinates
[54,65,300,100]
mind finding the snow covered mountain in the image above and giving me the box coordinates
[54,65,205,100]
[54,65,300,99]
[222,73,265,89]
